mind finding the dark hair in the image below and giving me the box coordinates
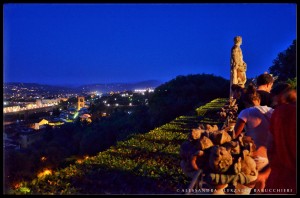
[271,82,296,104]
[271,82,292,96]
[256,73,274,86]
[242,83,261,105]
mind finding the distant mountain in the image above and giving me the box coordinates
[4,82,71,88]
[77,80,163,93]
[3,80,163,94]
[3,82,78,95]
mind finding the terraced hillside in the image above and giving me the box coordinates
[10,98,228,195]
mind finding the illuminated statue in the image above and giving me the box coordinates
[230,36,247,97]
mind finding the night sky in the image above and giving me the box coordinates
[3,3,296,86]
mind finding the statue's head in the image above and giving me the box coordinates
[234,36,242,44]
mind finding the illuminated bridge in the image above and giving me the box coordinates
[3,105,59,120]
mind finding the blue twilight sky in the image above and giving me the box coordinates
[3,3,296,86]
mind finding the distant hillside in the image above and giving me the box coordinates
[3,82,78,95]
[4,80,163,94]
[4,82,71,89]
[78,80,163,93]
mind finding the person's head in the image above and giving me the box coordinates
[271,82,296,106]
[231,84,244,99]
[256,73,274,92]
[242,83,261,107]
[234,36,242,45]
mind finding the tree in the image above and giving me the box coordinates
[148,74,230,126]
[89,99,106,120]
[268,39,296,82]
[286,77,297,89]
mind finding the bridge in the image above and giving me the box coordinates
[4,105,58,120]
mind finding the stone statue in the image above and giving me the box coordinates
[230,36,247,95]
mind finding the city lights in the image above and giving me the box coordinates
[134,88,154,93]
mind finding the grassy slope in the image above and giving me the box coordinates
[11,98,228,195]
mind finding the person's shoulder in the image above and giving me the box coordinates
[239,107,251,114]
[260,105,272,109]
[264,106,274,114]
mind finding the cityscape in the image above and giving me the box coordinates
[3,81,157,150]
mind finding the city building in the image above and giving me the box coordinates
[77,96,85,110]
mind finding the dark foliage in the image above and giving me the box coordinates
[148,74,230,126]
[269,39,296,82]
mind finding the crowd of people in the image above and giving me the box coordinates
[231,73,296,194]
